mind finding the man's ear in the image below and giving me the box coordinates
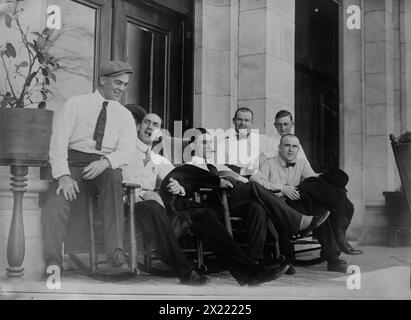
[232,118,236,126]
[136,122,141,133]
[99,76,106,86]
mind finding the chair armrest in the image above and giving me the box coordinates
[271,189,281,193]
[123,183,141,189]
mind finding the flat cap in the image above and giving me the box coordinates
[100,60,133,77]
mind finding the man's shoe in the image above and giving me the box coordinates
[300,211,330,237]
[285,264,296,275]
[108,249,127,268]
[251,264,289,285]
[338,239,364,255]
[327,258,348,273]
[278,256,296,275]
[180,270,209,286]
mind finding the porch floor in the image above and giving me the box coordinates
[1,245,410,300]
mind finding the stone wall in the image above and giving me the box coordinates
[194,0,296,135]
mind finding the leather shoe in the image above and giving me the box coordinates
[327,258,348,273]
[249,264,288,286]
[338,239,364,255]
[108,249,127,268]
[180,270,209,286]
[300,211,330,237]
[279,255,296,275]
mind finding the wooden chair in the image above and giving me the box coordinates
[67,183,141,281]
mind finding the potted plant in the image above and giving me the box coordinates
[0,0,60,278]
[0,0,59,165]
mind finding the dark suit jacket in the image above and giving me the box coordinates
[160,164,225,237]
[285,176,340,215]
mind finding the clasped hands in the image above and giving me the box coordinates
[56,159,110,201]
[281,186,300,200]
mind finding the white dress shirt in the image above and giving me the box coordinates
[49,90,137,179]
[250,154,317,194]
[122,138,177,204]
[217,129,264,176]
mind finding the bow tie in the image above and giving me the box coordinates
[286,162,296,168]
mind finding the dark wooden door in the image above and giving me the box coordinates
[112,0,193,131]
[295,0,339,172]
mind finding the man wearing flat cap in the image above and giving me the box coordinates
[42,60,137,277]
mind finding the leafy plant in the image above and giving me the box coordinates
[0,0,60,109]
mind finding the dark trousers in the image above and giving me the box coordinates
[330,187,354,239]
[42,154,124,267]
[228,200,268,260]
[136,200,264,283]
[134,200,193,279]
[277,219,340,262]
[228,181,303,235]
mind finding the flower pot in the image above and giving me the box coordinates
[383,191,411,228]
[383,191,411,246]
[0,108,54,165]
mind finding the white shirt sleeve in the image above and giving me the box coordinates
[49,98,77,179]
[104,110,137,169]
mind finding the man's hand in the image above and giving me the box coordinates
[220,178,233,189]
[167,178,185,195]
[282,186,300,200]
[82,158,110,180]
[56,175,80,201]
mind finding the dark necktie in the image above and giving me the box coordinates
[286,162,296,168]
[143,149,151,166]
[93,101,108,151]
[206,163,218,175]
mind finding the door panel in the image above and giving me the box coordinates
[113,0,191,131]
[295,71,339,171]
[295,0,339,172]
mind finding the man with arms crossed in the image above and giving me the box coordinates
[267,110,363,255]
[251,134,350,273]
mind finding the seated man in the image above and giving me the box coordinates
[263,110,362,255]
[168,129,329,268]
[219,107,266,176]
[42,61,137,276]
[251,134,349,272]
[122,112,289,286]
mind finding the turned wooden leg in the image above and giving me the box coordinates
[6,165,28,278]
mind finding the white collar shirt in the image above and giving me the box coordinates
[250,154,317,192]
[49,90,137,179]
[122,138,174,194]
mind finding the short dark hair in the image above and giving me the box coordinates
[125,104,147,124]
[189,127,209,144]
[280,133,298,145]
[234,107,253,120]
[275,110,293,122]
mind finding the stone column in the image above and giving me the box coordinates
[400,0,411,132]
[238,0,295,136]
[194,0,239,129]
[340,0,366,237]
[362,0,396,243]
